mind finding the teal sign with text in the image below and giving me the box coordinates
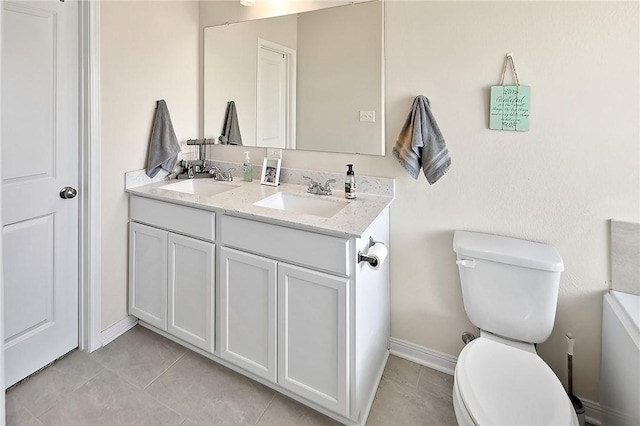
[490,85,530,131]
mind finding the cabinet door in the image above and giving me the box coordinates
[278,263,349,416]
[220,247,277,382]
[168,233,214,352]
[129,222,168,330]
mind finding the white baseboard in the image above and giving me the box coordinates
[389,337,457,375]
[389,337,602,425]
[582,397,602,426]
[101,315,138,347]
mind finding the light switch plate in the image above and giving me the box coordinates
[359,111,375,122]
[267,148,282,159]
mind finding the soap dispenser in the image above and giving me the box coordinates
[345,164,356,199]
[243,151,252,182]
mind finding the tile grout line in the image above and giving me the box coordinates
[37,363,106,418]
[415,363,425,389]
[33,358,111,424]
[382,360,421,390]
[15,402,44,426]
[143,351,188,392]
[253,392,277,425]
[138,351,190,425]
[9,351,106,422]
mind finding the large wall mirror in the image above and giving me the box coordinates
[203,0,384,156]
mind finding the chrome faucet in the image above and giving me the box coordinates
[210,167,235,182]
[303,176,336,195]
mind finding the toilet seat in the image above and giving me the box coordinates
[454,337,578,425]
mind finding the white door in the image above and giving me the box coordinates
[257,40,296,149]
[219,247,277,382]
[129,222,167,331]
[2,0,79,387]
[168,233,214,352]
[277,263,349,416]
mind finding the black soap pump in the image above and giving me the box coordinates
[345,164,356,199]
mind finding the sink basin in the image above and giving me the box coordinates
[253,192,348,218]
[160,179,238,197]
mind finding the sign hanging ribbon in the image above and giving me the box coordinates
[490,54,531,132]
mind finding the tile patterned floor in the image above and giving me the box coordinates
[6,326,457,425]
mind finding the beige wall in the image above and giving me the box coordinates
[203,15,298,142]
[100,0,639,403]
[100,1,199,329]
[383,1,638,401]
[204,1,639,401]
[296,2,383,154]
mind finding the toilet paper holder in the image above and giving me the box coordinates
[358,237,384,267]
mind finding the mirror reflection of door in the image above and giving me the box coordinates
[256,39,296,149]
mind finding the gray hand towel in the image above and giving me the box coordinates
[146,100,181,178]
[393,95,451,184]
[219,101,243,145]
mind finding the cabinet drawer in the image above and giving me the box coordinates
[130,196,215,241]
[220,215,350,276]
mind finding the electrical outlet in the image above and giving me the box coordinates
[359,111,375,122]
[267,148,282,159]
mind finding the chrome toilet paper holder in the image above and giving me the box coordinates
[358,236,383,267]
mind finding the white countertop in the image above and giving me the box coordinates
[126,179,394,238]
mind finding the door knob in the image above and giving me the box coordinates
[59,186,77,199]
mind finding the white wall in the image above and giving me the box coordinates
[100,1,199,329]
[99,0,639,404]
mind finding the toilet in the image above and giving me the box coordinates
[452,231,579,426]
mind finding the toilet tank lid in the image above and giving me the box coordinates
[453,231,564,272]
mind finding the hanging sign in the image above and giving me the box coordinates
[490,54,530,131]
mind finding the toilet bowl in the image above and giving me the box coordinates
[452,336,578,426]
[453,231,578,426]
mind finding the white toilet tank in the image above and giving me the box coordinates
[453,231,564,343]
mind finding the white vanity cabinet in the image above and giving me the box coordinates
[129,196,215,352]
[127,188,391,425]
[219,244,350,416]
[218,214,386,419]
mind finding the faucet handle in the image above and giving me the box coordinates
[303,176,320,193]
[323,179,336,195]
[225,167,235,181]
[303,175,319,186]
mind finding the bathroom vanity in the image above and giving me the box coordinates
[126,172,393,425]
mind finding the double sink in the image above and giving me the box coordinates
[160,179,348,219]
